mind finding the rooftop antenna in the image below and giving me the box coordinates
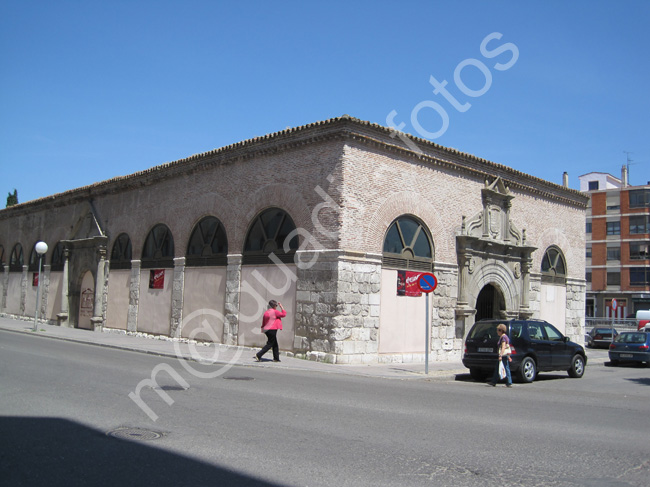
[623,151,636,181]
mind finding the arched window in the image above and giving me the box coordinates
[29,242,49,272]
[142,224,174,268]
[382,216,434,271]
[187,216,228,266]
[541,246,566,284]
[51,242,66,272]
[110,233,132,270]
[243,208,298,265]
[10,243,24,272]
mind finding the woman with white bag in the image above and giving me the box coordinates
[488,323,513,387]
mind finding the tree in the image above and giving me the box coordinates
[6,189,18,208]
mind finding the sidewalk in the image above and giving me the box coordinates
[0,316,467,380]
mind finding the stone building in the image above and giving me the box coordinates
[0,116,588,364]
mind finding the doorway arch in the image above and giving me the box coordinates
[475,284,506,321]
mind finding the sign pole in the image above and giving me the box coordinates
[416,272,437,376]
[611,298,617,346]
[425,293,429,375]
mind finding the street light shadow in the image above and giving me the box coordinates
[0,416,282,487]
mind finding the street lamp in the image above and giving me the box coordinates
[33,241,48,331]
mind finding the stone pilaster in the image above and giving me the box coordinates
[331,256,382,364]
[519,258,533,318]
[223,254,242,346]
[170,257,185,337]
[1,267,8,312]
[565,276,586,345]
[57,248,70,327]
[127,260,141,332]
[20,265,27,316]
[428,262,461,362]
[91,247,106,331]
[41,264,51,324]
[293,252,340,362]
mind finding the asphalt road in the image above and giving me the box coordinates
[1,330,648,487]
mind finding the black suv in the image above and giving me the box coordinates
[463,319,587,383]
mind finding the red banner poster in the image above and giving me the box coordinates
[149,269,165,289]
[32,272,39,287]
[397,270,423,297]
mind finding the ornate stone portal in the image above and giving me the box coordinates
[455,178,536,337]
[58,206,108,330]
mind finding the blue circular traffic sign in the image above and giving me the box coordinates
[417,273,438,293]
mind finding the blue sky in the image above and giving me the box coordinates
[1,0,648,205]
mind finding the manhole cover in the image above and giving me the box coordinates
[107,427,164,441]
[223,376,255,381]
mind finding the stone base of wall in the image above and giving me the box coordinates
[295,337,464,365]
[0,312,57,327]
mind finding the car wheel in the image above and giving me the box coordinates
[469,367,487,382]
[518,357,536,383]
[568,354,585,378]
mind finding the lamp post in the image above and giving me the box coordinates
[33,241,48,331]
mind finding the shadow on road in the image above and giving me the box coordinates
[0,416,281,487]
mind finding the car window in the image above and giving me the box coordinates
[510,323,523,339]
[632,334,646,343]
[543,323,564,342]
[528,324,544,340]
[469,322,497,339]
[616,333,646,344]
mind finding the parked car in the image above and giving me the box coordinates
[586,327,618,348]
[463,319,587,383]
[608,331,650,365]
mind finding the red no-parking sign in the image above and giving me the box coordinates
[417,273,438,294]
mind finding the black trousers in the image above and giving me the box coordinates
[257,329,279,361]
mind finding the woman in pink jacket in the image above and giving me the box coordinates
[254,300,286,362]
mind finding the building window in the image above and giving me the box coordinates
[607,272,620,286]
[28,242,49,272]
[243,208,298,265]
[541,246,566,284]
[606,221,621,235]
[588,181,599,190]
[186,216,228,266]
[586,247,592,258]
[142,224,174,269]
[50,242,65,272]
[586,272,592,283]
[629,215,650,234]
[630,243,649,260]
[110,233,133,270]
[586,222,592,233]
[606,247,620,261]
[629,267,650,286]
[629,189,650,208]
[382,215,434,272]
[9,243,24,272]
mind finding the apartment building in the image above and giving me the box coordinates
[581,168,650,318]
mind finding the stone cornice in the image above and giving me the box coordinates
[0,115,588,218]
